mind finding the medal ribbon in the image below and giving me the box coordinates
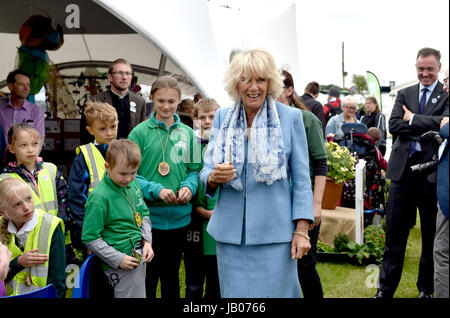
[157,127,170,164]
[119,188,141,227]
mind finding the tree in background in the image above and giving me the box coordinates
[351,75,369,114]
[351,74,368,95]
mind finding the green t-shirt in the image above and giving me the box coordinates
[82,173,150,260]
[192,142,219,255]
[193,181,219,255]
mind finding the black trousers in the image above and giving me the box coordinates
[145,227,188,299]
[297,223,323,298]
[379,156,437,297]
[185,253,221,300]
[184,218,220,300]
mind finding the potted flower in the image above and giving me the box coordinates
[322,141,356,209]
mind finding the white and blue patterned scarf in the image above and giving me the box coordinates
[212,97,287,191]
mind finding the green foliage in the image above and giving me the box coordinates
[357,103,366,113]
[364,225,385,246]
[384,178,390,202]
[344,241,371,264]
[351,74,368,95]
[326,142,356,184]
[317,240,335,253]
[333,233,350,252]
[318,225,386,264]
[362,225,385,263]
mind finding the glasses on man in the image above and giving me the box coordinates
[112,71,133,76]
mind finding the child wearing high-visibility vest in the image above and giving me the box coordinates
[68,101,118,251]
[0,178,66,297]
[0,123,69,238]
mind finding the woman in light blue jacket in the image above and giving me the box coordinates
[199,49,314,298]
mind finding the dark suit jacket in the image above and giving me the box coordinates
[438,122,449,219]
[387,81,449,182]
[89,89,147,129]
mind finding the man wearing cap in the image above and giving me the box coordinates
[322,85,342,125]
[82,58,147,142]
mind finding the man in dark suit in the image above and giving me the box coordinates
[375,48,449,298]
[81,58,147,143]
[433,69,448,298]
[300,81,325,134]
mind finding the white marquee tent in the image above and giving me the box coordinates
[0,0,303,109]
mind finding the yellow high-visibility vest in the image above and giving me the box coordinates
[5,209,63,296]
[76,143,106,193]
[0,162,58,216]
[0,163,70,244]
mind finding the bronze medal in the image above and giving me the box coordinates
[157,127,171,176]
[158,161,170,176]
[134,212,142,227]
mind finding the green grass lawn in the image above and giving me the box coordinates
[317,214,422,298]
[170,215,422,299]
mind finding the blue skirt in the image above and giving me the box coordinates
[216,241,302,298]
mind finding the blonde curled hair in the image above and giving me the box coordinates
[224,48,284,102]
[84,100,118,127]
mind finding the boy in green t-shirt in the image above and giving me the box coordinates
[82,139,154,298]
[184,98,221,299]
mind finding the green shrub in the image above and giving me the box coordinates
[319,226,386,265]
[318,240,335,253]
[333,233,350,252]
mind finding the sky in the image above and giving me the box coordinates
[208,0,449,89]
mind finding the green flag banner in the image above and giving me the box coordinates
[366,71,382,111]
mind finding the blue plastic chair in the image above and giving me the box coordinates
[72,254,95,298]
[1,284,57,298]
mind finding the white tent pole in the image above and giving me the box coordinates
[81,33,93,60]
[355,159,366,244]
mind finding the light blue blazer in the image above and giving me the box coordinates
[200,101,314,246]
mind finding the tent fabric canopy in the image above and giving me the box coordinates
[96,0,230,106]
[0,0,135,34]
[1,0,302,108]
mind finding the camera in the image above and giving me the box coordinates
[410,131,443,173]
